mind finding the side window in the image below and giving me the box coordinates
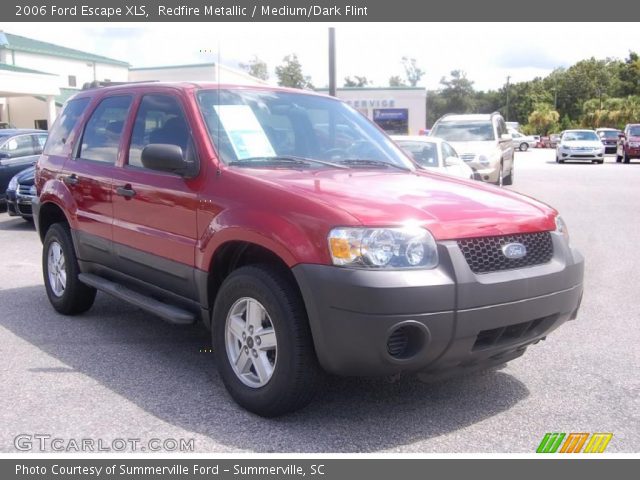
[34,134,48,154]
[79,96,132,164]
[0,135,36,157]
[128,94,195,168]
[442,142,458,159]
[44,97,91,156]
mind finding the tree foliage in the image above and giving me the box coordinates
[402,57,425,87]
[275,54,314,89]
[344,76,370,87]
[239,55,269,81]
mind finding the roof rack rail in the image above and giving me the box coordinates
[81,80,158,90]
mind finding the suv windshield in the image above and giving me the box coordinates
[431,121,495,142]
[598,130,618,139]
[196,89,413,170]
[628,126,640,136]
[563,131,599,141]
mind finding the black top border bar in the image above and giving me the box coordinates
[3,0,640,22]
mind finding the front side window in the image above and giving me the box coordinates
[44,97,90,156]
[441,142,458,160]
[432,121,496,142]
[396,141,439,168]
[196,89,413,170]
[79,95,132,164]
[128,94,196,168]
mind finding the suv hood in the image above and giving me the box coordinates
[234,168,556,240]
[445,141,498,156]
[627,136,640,142]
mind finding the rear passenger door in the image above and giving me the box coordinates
[111,92,200,301]
[63,95,133,265]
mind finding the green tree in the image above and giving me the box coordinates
[344,76,370,87]
[527,103,560,135]
[439,70,476,113]
[402,57,425,86]
[275,54,314,89]
[239,55,269,81]
[389,75,406,87]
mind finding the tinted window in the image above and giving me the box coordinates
[432,121,495,142]
[128,94,195,168]
[34,134,48,153]
[44,97,90,156]
[0,135,36,157]
[562,131,599,142]
[628,126,640,136]
[598,130,618,139]
[397,140,439,167]
[79,96,132,164]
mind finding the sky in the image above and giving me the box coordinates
[2,22,639,91]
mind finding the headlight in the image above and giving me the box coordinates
[8,175,19,192]
[328,227,438,269]
[555,215,570,244]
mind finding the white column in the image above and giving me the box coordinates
[46,96,57,129]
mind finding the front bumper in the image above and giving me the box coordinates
[293,232,583,376]
[5,189,35,218]
[559,150,604,161]
[625,146,640,157]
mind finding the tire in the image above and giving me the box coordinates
[42,223,97,315]
[597,160,604,164]
[616,154,622,163]
[519,142,528,152]
[555,155,560,163]
[212,265,321,417]
[624,152,630,164]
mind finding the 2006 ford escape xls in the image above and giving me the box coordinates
[33,83,584,416]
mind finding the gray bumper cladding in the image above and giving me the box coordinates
[293,232,584,376]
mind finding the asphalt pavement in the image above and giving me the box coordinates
[0,148,638,453]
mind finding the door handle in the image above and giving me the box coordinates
[116,185,136,198]
[62,174,78,186]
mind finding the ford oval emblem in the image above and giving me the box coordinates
[502,242,527,259]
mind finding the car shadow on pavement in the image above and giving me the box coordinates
[0,286,530,453]
[0,217,35,231]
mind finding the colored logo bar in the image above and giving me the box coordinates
[537,433,613,453]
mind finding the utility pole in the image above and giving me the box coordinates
[328,28,336,97]
[505,75,510,122]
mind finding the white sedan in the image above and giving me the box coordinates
[510,130,538,151]
[555,130,605,164]
[391,135,476,180]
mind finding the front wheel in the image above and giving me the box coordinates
[519,142,528,152]
[624,152,631,164]
[212,265,321,417]
[42,223,96,315]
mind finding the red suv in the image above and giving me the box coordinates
[34,83,584,416]
[616,124,640,163]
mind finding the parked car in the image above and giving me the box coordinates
[6,165,36,221]
[0,122,17,129]
[391,135,475,180]
[555,130,604,164]
[595,128,622,154]
[34,83,583,417]
[616,124,640,163]
[0,129,48,206]
[429,112,514,185]
[549,133,562,148]
[509,130,538,152]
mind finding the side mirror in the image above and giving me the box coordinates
[141,144,189,176]
[500,133,512,141]
[445,156,461,167]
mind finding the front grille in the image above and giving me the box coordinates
[473,315,555,351]
[458,231,553,274]
[17,184,32,196]
[459,154,475,162]
[387,327,410,358]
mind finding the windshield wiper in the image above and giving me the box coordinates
[337,159,411,171]
[228,155,349,169]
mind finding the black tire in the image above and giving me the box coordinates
[597,160,604,164]
[42,223,96,315]
[495,163,504,186]
[212,265,321,417]
[624,152,630,164]
[519,142,528,152]
[555,155,560,163]
[616,154,622,163]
